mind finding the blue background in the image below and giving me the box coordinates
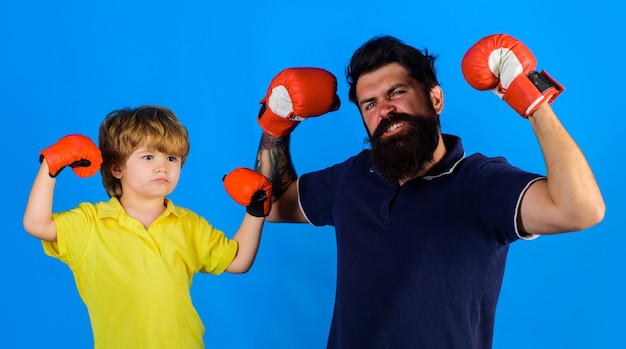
[2,1,623,348]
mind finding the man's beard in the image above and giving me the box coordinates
[368,112,441,185]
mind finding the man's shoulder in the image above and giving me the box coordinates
[305,149,372,175]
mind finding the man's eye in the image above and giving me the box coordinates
[365,102,376,110]
[390,90,405,98]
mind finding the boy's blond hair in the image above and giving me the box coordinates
[99,105,190,198]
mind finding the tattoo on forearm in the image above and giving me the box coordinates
[255,133,297,200]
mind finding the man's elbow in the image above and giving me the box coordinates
[570,201,606,232]
[585,201,606,229]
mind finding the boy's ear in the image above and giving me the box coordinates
[111,164,123,179]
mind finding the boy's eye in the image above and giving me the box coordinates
[143,155,154,160]
[167,156,178,162]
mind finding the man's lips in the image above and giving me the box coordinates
[383,121,405,136]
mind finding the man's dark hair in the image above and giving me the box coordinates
[346,35,439,105]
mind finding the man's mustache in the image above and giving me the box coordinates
[372,113,420,140]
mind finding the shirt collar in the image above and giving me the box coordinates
[422,134,465,180]
[97,197,188,220]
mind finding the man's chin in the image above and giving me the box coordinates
[370,135,438,183]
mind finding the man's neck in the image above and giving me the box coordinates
[399,133,447,186]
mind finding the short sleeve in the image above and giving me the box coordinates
[43,202,96,267]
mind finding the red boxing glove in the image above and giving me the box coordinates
[223,168,272,217]
[461,33,565,117]
[39,134,103,178]
[258,67,341,137]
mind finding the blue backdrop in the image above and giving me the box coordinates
[2,1,623,348]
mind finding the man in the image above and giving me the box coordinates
[253,34,605,348]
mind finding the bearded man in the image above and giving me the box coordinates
[250,34,604,349]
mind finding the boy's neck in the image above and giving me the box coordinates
[119,195,167,230]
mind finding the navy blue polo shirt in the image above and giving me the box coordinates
[298,135,542,349]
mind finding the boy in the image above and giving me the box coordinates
[23,105,272,348]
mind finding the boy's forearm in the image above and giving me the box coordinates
[226,214,265,273]
[23,161,57,241]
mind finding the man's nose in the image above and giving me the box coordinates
[378,98,396,118]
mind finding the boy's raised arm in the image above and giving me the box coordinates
[23,134,103,242]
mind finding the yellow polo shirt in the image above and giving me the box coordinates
[43,197,238,349]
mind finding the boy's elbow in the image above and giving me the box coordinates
[226,263,252,274]
[23,217,56,241]
[225,252,254,274]
[235,266,252,274]
[23,217,38,237]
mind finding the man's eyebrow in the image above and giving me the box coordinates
[358,96,377,107]
[358,83,407,107]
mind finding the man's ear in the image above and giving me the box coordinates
[111,164,123,179]
[430,85,444,114]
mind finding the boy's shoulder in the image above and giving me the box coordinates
[164,198,192,217]
[164,199,209,223]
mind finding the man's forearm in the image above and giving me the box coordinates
[528,103,605,228]
[255,133,297,200]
